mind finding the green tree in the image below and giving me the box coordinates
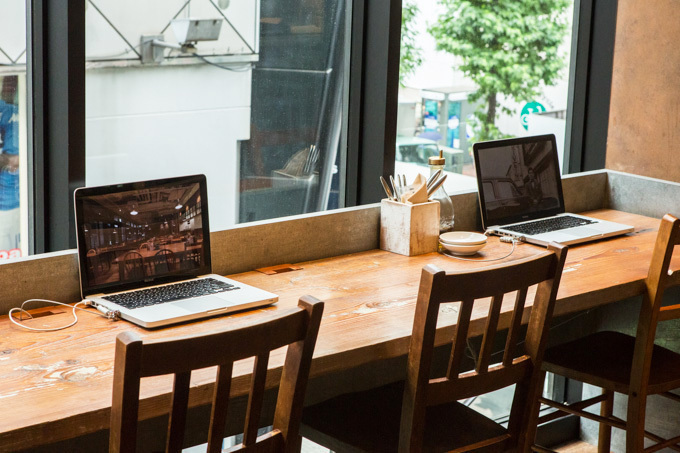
[430,0,570,140]
[400,2,423,85]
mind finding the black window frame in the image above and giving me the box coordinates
[28,0,86,254]
[565,0,618,173]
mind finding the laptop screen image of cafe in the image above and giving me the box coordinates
[79,181,206,289]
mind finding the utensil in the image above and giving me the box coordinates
[426,169,442,189]
[302,146,312,175]
[427,174,447,196]
[400,174,407,190]
[380,176,394,200]
[389,175,400,201]
[303,145,320,175]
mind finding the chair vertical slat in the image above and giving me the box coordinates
[243,353,270,446]
[447,298,474,379]
[400,267,446,452]
[503,288,528,367]
[207,362,234,453]
[110,332,143,453]
[477,293,504,373]
[166,371,191,453]
[273,296,325,452]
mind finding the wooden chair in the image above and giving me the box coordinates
[180,249,203,270]
[301,243,568,452]
[109,296,324,453]
[147,248,176,274]
[122,251,145,280]
[532,214,680,453]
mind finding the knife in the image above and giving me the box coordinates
[427,174,448,196]
[380,176,394,200]
[426,169,442,189]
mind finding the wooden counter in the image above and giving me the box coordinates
[0,210,666,451]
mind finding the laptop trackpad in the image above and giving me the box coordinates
[563,226,602,237]
[172,296,228,313]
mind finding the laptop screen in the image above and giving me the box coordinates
[75,174,212,297]
[473,134,565,228]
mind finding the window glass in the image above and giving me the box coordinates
[0,2,28,261]
[85,0,348,231]
[397,0,574,195]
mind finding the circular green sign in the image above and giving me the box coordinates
[520,102,546,130]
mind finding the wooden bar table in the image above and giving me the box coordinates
[0,210,666,451]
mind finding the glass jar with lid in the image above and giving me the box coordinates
[428,150,454,233]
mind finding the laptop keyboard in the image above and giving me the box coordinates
[103,278,240,310]
[503,215,596,235]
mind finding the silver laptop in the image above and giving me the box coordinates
[473,134,634,246]
[74,174,278,328]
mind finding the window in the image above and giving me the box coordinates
[396,0,575,195]
[26,0,613,253]
[84,0,349,232]
[0,3,28,261]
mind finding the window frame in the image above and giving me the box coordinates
[29,0,614,253]
[28,0,86,254]
[344,0,401,207]
[564,0,618,173]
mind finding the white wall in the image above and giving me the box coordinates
[84,0,259,232]
[85,0,258,60]
[0,2,26,65]
[86,64,253,230]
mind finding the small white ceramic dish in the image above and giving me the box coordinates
[440,241,487,256]
[439,231,487,246]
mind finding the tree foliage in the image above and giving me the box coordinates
[400,2,423,86]
[430,0,570,140]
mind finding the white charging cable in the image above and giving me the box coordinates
[9,299,119,332]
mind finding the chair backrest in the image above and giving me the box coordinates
[181,249,202,270]
[629,215,680,411]
[122,251,145,279]
[399,243,568,452]
[149,249,176,274]
[109,296,324,453]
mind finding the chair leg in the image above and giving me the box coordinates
[626,390,648,453]
[598,389,614,453]
[524,370,547,452]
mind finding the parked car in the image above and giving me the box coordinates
[395,136,464,174]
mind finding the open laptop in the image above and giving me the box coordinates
[473,134,634,246]
[74,174,278,328]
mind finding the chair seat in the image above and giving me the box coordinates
[543,330,680,394]
[301,381,508,453]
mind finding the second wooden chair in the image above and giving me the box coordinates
[532,214,680,452]
[301,243,568,452]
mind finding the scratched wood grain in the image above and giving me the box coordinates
[0,210,666,451]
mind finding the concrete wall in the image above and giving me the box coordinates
[605,0,680,181]
[0,170,608,316]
